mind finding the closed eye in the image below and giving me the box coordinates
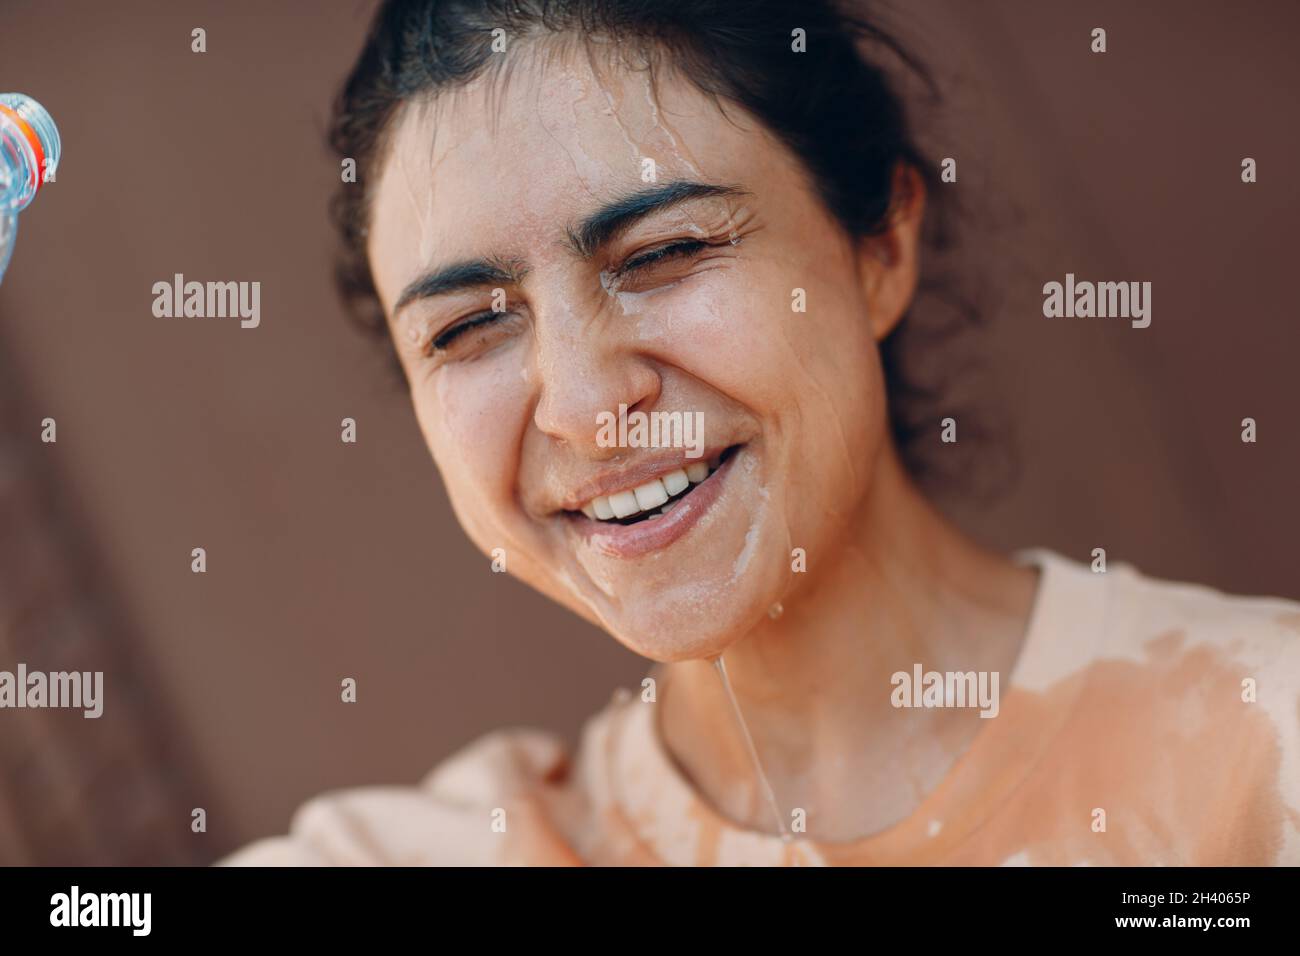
[617,239,710,275]
[430,310,504,351]
[427,239,715,354]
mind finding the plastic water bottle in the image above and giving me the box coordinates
[0,93,61,287]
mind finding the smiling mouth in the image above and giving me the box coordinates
[568,445,742,526]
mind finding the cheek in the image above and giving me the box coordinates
[414,355,533,531]
[644,264,882,545]
[635,263,878,426]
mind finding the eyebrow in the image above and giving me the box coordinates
[393,256,527,316]
[564,180,748,258]
[392,180,747,317]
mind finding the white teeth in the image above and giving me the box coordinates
[577,455,726,523]
[633,479,669,511]
[662,468,689,496]
[608,489,639,518]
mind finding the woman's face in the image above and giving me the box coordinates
[366,46,905,662]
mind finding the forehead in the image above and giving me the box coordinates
[365,41,775,308]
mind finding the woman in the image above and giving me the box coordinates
[223,0,1299,866]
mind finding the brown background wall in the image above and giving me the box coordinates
[0,0,1296,863]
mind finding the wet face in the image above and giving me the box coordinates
[366,44,905,662]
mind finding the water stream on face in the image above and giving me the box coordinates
[711,655,792,842]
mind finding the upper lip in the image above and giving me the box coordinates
[552,445,735,513]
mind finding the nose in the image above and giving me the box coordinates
[531,309,660,454]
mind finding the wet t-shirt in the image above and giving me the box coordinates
[219,549,1300,866]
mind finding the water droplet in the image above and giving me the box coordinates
[728,230,741,245]
[768,601,784,620]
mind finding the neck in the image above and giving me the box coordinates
[655,441,1040,841]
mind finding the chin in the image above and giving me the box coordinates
[523,442,798,661]
[584,556,789,663]
[606,613,745,664]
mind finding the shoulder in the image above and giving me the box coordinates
[1097,560,1300,778]
[1102,557,1300,673]
[217,726,572,867]
[1027,551,1300,863]
[1024,548,1300,675]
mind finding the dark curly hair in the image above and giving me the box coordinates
[328,0,991,491]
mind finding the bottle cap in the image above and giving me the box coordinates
[0,100,49,197]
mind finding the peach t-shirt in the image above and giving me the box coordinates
[221,549,1300,866]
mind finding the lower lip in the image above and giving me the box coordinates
[568,450,740,559]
